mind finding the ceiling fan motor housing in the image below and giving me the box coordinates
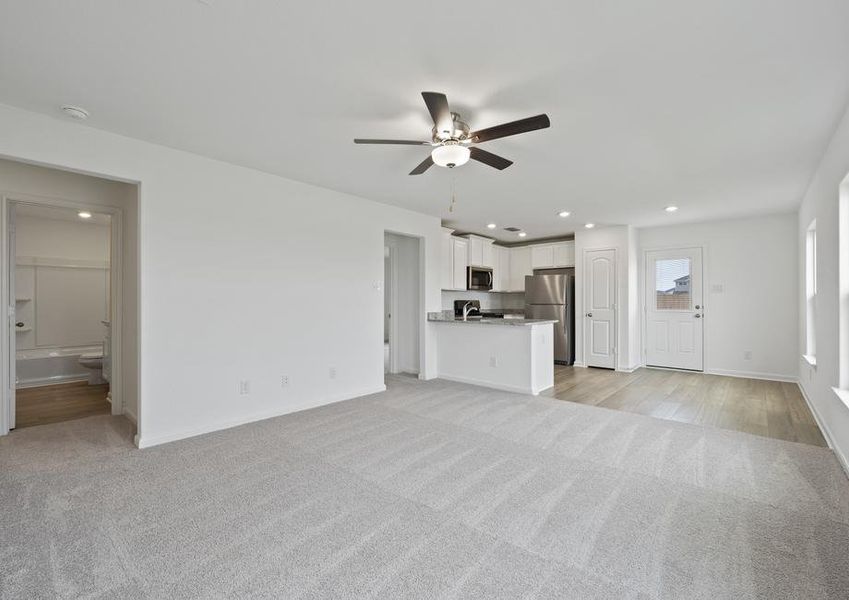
[432,112,471,143]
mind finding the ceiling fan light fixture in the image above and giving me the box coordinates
[431,144,470,168]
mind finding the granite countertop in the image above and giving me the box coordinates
[427,312,557,326]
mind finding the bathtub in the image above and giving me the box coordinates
[16,345,103,388]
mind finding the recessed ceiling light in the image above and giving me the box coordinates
[584,223,595,229]
[61,105,89,120]
[558,211,571,218]
[78,211,92,219]
[487,223,497,229]
[665,205,679,212]
[518,232,527,238]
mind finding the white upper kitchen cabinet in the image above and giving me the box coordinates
[464,235,494,267]
[440,228,454,290]
[530,241,576,269]
[492,245,510,291]
[553,241,575,267]
[451,237,468,290]
[531,244,555,269]
[509,246,532,291]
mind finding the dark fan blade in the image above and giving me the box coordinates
[421,92,453,135]
[354,139,431,145]
[409,155,434,175]
[469,147,513,170]
[471,114,550,143]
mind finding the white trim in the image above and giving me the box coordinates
[0,192,127,436]
[802,354,817,368]
[616,364,640,373]
[16,256,109,269]
[16,374,88,388]
[436,374,548,396]
[702,368,797,383]
[572,361,587,368]
[798,383,849,479]
[135,384,386,448]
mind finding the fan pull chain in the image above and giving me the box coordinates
[449,171,457,213]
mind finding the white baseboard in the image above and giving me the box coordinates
[135,384,387,449]
[797,382,849,479]
[616,365,640,373]
[16,374,88,389]
[572,361,587,368]
[703,368,797,383]
[436,374,541,396]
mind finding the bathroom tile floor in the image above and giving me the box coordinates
[15,381,110,429]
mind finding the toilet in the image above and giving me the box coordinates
[78,351,106,385]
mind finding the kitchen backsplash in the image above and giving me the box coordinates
[441,290,525,311]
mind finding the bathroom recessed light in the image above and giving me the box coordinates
[584,223,595,229]
[61,105,89,120]
[665,205,679,212]
[78,211,92,219]
[487,223,497,229]
[558,211,571,218]
[518,231,527,238]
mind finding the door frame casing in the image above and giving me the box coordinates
[640,244,707,372]
[0,193,125,435]
[582,247,618,370]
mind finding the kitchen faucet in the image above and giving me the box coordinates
[462,301,477,321]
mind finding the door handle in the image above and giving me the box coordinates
[694,314,701,318]
[586,312,593,317]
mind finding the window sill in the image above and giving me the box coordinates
[833,388,849,411]
[803,354,817,368]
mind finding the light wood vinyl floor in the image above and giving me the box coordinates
[542,366,828,447]
[15,381,110,429]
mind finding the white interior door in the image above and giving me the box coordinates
[6,203,15,429]
[584,249,616,369]
[645,247,703,371]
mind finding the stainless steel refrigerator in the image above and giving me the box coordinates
[525,270,575,365]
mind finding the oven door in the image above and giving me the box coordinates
[467,267,493,290]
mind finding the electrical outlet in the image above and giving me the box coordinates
[743,350,752,361]
[489,356,498,368]
[281,375,289,387]
[239,380,250,395]
[329,367,337,379]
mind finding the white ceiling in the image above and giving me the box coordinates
[2,1,849,241]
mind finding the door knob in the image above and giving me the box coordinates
[586,313,593,317]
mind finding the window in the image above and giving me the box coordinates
[654,257,691,311]
[805,220,817,365]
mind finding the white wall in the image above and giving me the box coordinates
[797,101,849,472]
[0,104,441,447]
[639,213,798,381]
[0,158,139,421]
[385,232,420,374]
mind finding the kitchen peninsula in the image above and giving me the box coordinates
[428,311,555,395]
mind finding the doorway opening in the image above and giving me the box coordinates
[384,231,421,380]
[1,158,139,438]
[644,247,704,371]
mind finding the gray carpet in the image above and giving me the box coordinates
[2,375,848,599]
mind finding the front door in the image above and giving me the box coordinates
[584,249,616,369]
[645,247,704,371]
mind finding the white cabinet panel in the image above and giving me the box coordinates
[452,238,468,290]
[553,241,575,267]
[469,237,483,266]
[482,242,494,268]
[509,246,532,291]
[440,230,453,290]
[531,245,554,269]
[492,245,510,291]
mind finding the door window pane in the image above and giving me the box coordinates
[655,258,691,310]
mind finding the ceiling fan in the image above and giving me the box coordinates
[354,92,550,175]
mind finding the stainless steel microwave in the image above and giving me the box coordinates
[467,266,493,291]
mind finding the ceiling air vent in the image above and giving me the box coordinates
[503,226,521,232]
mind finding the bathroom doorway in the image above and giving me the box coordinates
[6,202,115,428]
[383,231,421,380]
